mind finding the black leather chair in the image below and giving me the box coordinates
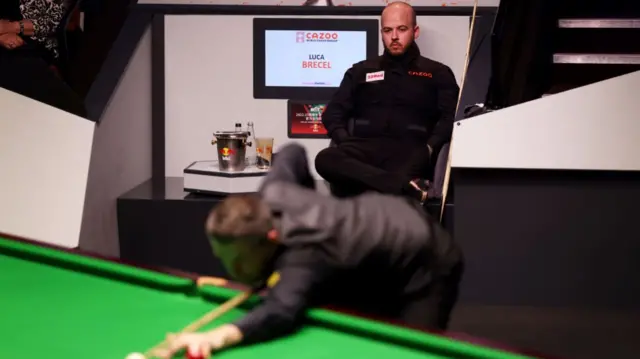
[428,141,450,200]
[55,0,83,81]
[325,118,352,196]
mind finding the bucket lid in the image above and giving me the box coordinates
[213,131,249,139]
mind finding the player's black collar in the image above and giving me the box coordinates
[381,42,420,68]
[253,244,285,291]
[258,215,285,284]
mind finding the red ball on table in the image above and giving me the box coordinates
[187,350,204,359]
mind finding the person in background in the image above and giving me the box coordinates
[314,1,459,203]
[0,0,87,118]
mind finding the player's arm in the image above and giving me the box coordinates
[427,65,460,155]
[159,257,328,358]
[232,255,329,343]
[322,66,358,145]
[259,143,315,191]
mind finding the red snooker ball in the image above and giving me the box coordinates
[187,350,204,359]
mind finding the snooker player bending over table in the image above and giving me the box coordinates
[159,143,463,359]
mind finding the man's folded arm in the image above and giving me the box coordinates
[259,144,315,191]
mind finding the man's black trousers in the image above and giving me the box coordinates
[315,137,432,197]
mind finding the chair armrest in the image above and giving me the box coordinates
[429,142,451,199]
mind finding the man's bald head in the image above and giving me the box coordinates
[380,1,420,56]
[382,1,417,27]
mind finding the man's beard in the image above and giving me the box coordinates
[387,42,409,55]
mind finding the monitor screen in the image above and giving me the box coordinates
[253,18,379,101]
[264,30,368,88]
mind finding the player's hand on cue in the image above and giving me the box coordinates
[154,325,243,359]
[154,332,214,359]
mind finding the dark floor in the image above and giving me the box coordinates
[450,305,640,359]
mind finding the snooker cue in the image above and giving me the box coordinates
[439,0,479,221]
[144,289,253,358]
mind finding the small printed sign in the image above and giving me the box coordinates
[287,100,329,138]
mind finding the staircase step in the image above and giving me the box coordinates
[556,1,640,18]
[555,28,640,54]
[551,63,640,88]
[553,53,640,64]
[558,18,640,28]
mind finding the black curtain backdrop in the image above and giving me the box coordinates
[485,0,556,108]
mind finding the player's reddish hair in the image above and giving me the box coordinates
[205,194,273,241]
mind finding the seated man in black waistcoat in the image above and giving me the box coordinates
[315,1,459,203]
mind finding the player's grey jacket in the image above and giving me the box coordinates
[235,143,461,341]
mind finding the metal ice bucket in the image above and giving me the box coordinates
[211,131,251,172]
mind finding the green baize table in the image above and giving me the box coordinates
[0,236,539,359]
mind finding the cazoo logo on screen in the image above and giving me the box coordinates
[296,32,339,43]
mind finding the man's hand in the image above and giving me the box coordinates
[154,324,243,358]
[0,33,24,50]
